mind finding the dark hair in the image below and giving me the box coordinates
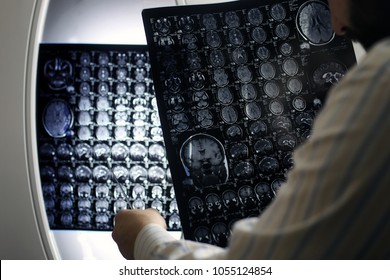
[348,0,390,49]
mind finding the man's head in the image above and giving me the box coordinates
[328,0,390,50]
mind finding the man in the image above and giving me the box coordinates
[112,0,390,259]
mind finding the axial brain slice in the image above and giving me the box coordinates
[297,1,334,45]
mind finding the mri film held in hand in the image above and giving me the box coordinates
[142,0,356,246]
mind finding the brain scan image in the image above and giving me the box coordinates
[254,182,274,205]
[154,17,172,35]
[282,58,299,76]
[313,61,347,86]
[244,102,262,120]
[189,196,205,215]
[247,8,263,26]
[57,165,74,182]
[217,87,234,105]
[77,126,92,140]
[96,126,110,140]
[287,77,303,93]
[228,28,244,46]
[148,166,166,183]
[206,30,222,48]
[211,222,229,246]
[182,33,198,50]
[240,83,257,101]
[186,52,202,70]
[222,190,239,209]
[78,96,91,111]
[93,143,111,160]
[151,199,164,212]
[96,111,110,126]
[98,52,109,65]
[116,68,127,81]
[57,143,73,159]
[43,99,73,138]
[280,42,293,56]
[196,109,214,128]
[292,96,307,111]
[271,3,286,21]
[296,1,334,45]
[74,143,92,160]
[172,113,190,132]
[258,156,280,175]
[79,82,90,95]
[224,11,240,28]
[236,65,253,83]
[209,49,226,67]
[275,23,290,40]
[232,47,248,64]
[80,67,91,81]
[234,161,254,179]
[111,143,129,161]
[253,138,273,156]
[75,165,92,182]
[256,46,271,60]
[205,193,223,212]
[189,71,206,90]
[295,112,314,128]
[169,213,181,229]
[260,62,276,80]
[238,185,257,207]
[112,165,129,183]
[251,27,267,44]
[80,52,91,66]
[93,165,111,183]
[165,74,182,93]
[98,67,109,81]
[269,100,284,115]
[202,14,218,30]
[277,134,297,151]
[193,90,210,109]
[178,16,195,33]
[230,142,249,159]
[149,143,166,161]
[226,124,244,140]
[180,134,229,187]
[221,105,239,124]
[213,68,229,87]
[168,94,185,112]
[44,58,73,90]
[249,120,267,137]
[264,81,280,98]
[194,226,213,244]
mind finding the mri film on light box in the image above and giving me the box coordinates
[37,44,179,231]
[142,0,356,247]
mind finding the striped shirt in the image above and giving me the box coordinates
[134,37,390,260]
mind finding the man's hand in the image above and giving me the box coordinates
[112,208,167,259]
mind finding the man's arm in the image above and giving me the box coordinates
[112,39,390,260]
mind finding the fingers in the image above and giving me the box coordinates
[111,208,168,259]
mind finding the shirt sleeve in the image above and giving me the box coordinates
[134,38,390,260]
[134,224,227,259]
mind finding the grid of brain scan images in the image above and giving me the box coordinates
[142,0,356,246]
[36,44,181,231]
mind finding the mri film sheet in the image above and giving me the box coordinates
[142,0,356,246]
[36,44,180,231]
